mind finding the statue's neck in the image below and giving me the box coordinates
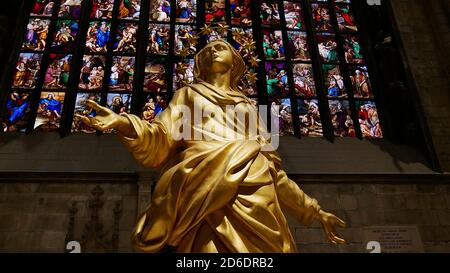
[205,71,232,91]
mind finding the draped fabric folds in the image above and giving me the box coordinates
[118,81,321,253]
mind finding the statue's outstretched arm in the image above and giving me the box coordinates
[118,113,176,169]
[76,99,176,169]
[275,170,346,244]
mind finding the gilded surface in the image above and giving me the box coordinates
[77,40,345,253]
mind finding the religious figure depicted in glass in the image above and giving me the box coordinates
[77,40,346,253]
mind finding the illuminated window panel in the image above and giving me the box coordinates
[262,29,285,60]
[311,3,332,32]
[109,56,135,92]
[287,31,310,62]
[31,0,56,17]
[176,0,197,23]
[283,1,305,30]
[297,99,323,137]
[205,0,226,24]
[148,24,170,55]
[51,20,79,52]
[322,64,346,98]
[316,33,338,63]
[240,66,258,96]
[342,34,364,64]
[236,48,259,96]
[356,101,383,138]
[175,25,197,56]
[231,28,254,60]
[229,28,259,98]
[107,93,132,114]
[72,92,102,133]
[79,55,106,91]
[144,59,167,93]
[292,63,315,97]
[334,4,358,32]
[22,18,51,51]
[113,23,139,54]
[173,59,194,90]
[1,90,33,132]
[12,53,43,89]
[205,29,228,43]
[2,0,386,139]
[59,0,84,19]
[270,98,294,136]
[117,0,141,20]
[260,0,280,27]
[140,93,168,122]
[266,62,289,97]
[34,91,65,131]
[230,0,252,26]
[149,0,171,22]
[349,65,373,99]
[90,0,114,19]
[328,100,355,137]
[43,54,72,90]
[85,21,111,53]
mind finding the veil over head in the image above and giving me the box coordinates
[193,40,246,92]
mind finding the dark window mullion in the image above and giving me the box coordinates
[225,0,232,42]
[197,0,206,50]
[60,0,93,136]
[327,0,362,139]
[302,0,334,141]
[131,0,151,115]
[251,0,270,131]
[26,0,63,134]
[167,0,179,98]
[278,0,301,138]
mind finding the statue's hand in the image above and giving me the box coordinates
[75,99,134,136]
[318,210,346,245]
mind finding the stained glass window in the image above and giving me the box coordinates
[1,0,382,140]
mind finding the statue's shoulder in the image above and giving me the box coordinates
[172,85,197,103]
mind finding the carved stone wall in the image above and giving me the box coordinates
[287,175,450,253]
[0,175,139,253]
[1,174,450,253]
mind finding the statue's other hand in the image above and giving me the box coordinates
[318,210,346,245]
[75,99,121,132]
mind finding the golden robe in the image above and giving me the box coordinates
[119,80,321,253]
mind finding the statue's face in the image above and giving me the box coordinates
[202,41,233,73]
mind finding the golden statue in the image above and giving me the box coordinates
[77,40,345,253]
